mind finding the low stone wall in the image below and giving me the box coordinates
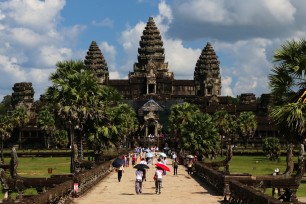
[13,161,112,204]
[229,180,283,204]
[193,161,303,203]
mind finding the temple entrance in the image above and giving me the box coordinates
[138,99,165,149]
[148,125,155,136]
[148,84,155,94]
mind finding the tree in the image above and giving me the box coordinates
[181,111,220,159]
[0,95,12,115]
[236,111,257,148]
[50,130,68,148]
[45,60,103,172]
[168,102,201,152]
[213,110,234,155]
[87,102,138,155]
[0,115,13,161]
[37,108,56,148]
[11,107,30,149]
[263,137,281,161]
[269,39,306,143]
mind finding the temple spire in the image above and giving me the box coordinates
[194,42,221,96]
[84,41,109,85]
[137,17,165,66]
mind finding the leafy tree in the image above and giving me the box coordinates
[269,39,306,143]
[0,115,13,161]
[0,95,12,115]
[50,130,69,148]
[11,107,30,149]
[181,111,220,159]
[263,137,281,161]
[88,102,138,155]
[37,107,56,148]
[168,102,200,151]
[236,111,257,148]
[212,110,234,155]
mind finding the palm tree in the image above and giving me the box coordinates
[11,107,30,149]
[45,60,102,172]
[37,108,56,148]
[269,39,306,143]
[237,111,257,148]
[213,109,233,155]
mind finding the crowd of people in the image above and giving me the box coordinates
[114,147,195,195]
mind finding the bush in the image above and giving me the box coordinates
[262,137,281,161]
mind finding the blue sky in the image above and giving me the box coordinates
[1,0,306,100]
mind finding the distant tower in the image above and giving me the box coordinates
[129,17,173,97]
[11,82,34,110]
[194,42,221,96]
[84,41,109,85]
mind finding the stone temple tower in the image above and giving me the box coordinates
[84,41,109,85]
[128,17,173,98]
[194,42,222,96]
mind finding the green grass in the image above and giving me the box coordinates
[2,157,70,178]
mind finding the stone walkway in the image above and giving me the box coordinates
[73,158,224,204]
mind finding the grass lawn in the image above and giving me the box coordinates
[228,156,306,197]
[3,157,70,178]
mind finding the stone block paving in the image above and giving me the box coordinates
[73,157,224,204]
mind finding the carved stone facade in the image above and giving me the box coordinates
[85,17,221,100]
[84,16,277,143]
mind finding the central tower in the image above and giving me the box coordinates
[129,17,173,98]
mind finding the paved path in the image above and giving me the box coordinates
[73,158,224,204]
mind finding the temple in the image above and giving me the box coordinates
[85,17,221,100]
[83,17,275,145]
[7,17,276,148]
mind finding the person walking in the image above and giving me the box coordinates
[140,158,147,181]
[163,157,168,175]
[173,158,178,176]
[272,168,280,197]
[135,169,143,194]
[154,167,163,194]
[117,164,124,182]
[187,159,193,175]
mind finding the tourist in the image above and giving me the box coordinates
[132,153,137,165]
[140,158,147,181]
[173,158,178,176]
[117,164,124,182]
[187,159,193,175]
[278,188,291,202]
[126,153,130,167]
[135,168,143,194]
[163,157,168,175]
[272,168,280,197]
[154,167,163,194]
[172,152,177,160]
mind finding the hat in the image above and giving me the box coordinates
[274,168,279,173]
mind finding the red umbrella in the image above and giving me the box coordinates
[155,163,170,172]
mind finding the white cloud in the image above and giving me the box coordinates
[0,0,84,100]
[92,18,114,27]
[2,0,65,31]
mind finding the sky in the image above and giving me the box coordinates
[0,0,306,101]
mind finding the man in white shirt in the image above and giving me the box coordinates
[135,169,143,194]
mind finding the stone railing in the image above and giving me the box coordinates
[228,180,283,204]
[5,161,112,204]
[193,153,304,203]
